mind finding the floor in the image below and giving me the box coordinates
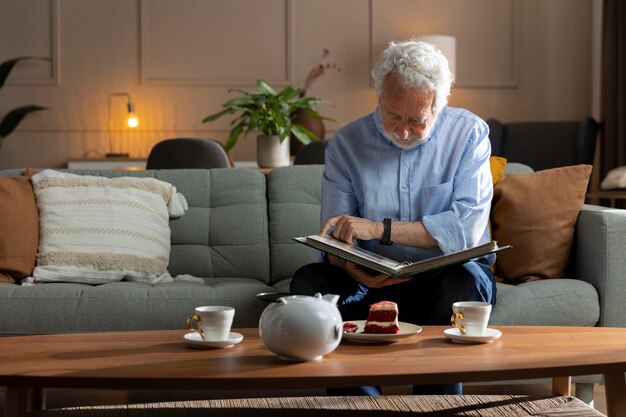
[0,382,610,415]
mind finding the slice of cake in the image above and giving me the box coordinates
[343,322,359,333]
[363,301,400,334]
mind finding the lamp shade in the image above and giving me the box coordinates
[419,35,456,78]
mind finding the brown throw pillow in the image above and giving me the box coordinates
[0,172,39,284]
[491,164,592,282]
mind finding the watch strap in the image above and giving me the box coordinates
[379,218,393,245]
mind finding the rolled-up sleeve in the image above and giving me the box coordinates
[421,122,493,253]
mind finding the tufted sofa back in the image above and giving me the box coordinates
[0,168,272,283]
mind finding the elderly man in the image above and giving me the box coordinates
[290,39,495,395]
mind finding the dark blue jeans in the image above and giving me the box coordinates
[290,260,496,396]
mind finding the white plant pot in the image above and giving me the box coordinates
[257,135,290,168]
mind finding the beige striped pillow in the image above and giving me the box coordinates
[30,170,188,284]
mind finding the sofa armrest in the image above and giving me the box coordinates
[575,204,626,327]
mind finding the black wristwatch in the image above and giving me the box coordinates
[379,218,393,245]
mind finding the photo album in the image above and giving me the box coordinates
[293,234,511,278]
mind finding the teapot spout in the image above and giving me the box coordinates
[322,293,340,306]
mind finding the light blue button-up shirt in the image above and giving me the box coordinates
[321,106,493,263]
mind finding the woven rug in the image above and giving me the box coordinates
[32,395,605,417]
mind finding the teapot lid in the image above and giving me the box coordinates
[255,292,339,305]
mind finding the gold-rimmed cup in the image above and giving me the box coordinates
[450,301,491,336]
[186,306,234,341]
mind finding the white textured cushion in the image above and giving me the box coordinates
[30,170,188,284]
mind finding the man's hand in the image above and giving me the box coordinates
[321,214,382,245]
[327,254,408,288]
[344,261,410,288]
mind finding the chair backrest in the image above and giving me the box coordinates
[146,138,232,169]
[487,117,599,171]
[293,140,329,165]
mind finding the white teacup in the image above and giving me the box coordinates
[186,306,235,341]
[450,301,491,336]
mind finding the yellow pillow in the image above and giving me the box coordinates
[488,156,507,274]
[490,156,507,185]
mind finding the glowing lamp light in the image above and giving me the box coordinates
[107,92,138,157]
[127,111,139,128]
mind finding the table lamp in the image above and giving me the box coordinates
[107,92,138,157]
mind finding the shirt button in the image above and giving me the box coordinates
[402,184,408,190]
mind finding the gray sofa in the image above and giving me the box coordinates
[0,165,625,335]
[1,164,625,403]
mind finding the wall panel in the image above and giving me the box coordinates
[140,0,293,86]
[372,0,517,87]
[0,0,595,170]
[0,0,58,84]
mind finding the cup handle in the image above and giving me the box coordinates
[450,312,466,335]
[186,314,205,339]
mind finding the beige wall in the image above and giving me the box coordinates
[0,0,595,169]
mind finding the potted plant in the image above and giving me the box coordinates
[202,79,332,168]
[0,56,50,151]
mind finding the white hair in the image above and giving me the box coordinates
[372,39,454,115]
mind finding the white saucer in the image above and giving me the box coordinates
[342,320,422,344]
[184,332,244,349]
[444,327,502,344]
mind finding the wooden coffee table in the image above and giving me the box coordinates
[1,326,625,417]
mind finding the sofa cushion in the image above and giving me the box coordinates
[491,279,599,326]
[0,172,38,284]
[0,278,273,335]
[491,165,592,282]
[30,170,187,284]
[267,165,325,283]
[161,168,271,282]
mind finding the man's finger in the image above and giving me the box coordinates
[320,216,339,236]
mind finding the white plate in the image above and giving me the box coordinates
[184,332,244,349]
[444,327,502,344]
[342,320,422,343]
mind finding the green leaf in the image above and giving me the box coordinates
[247,112,260,133]
[298,97,326,106]
[227,88,251,96]
[224,120,246,151]
[274,127,284,137]
[202,108,234,123]
[291,124,316,144]
[0,56,50,89]
[200,78,334,151]
[278,86,301,101]
[257,79,277,96]
[0,105,48,138]
[224,97,255,107]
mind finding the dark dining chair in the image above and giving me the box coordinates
[293,140,329,165]
[486,117,599,171]
[146,138,232,169]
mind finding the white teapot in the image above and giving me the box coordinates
[259,293,343,361]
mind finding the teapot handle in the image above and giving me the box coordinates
[334,323,342,340]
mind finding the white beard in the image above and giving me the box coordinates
[383,130,429,150]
